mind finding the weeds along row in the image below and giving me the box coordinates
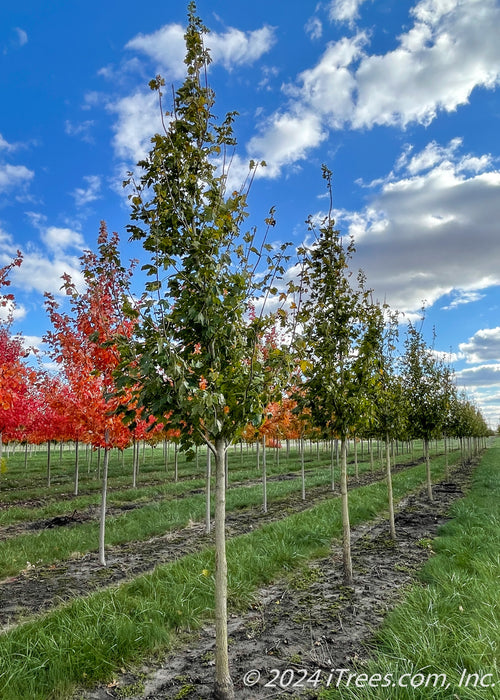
[0,449,471,700]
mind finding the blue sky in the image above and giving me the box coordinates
[1,0,500,427]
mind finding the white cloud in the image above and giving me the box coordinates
[26,214,85,254]
[40,227,85,253]
[412,0,460,25]
[0,300,26,323]
[399,138,462,175]
[0,224,14,249]
[65,119,95,143]
[126,22,276,79]
[83,91,102,110]
[327,139,500,315]
[289,34,367,128]
[305,17,323,40]
[455,364,500,387]
[245,0,500,171]
[14,333,42,354]
[0,163,34,194]
[214,153,261,196]
[430,348,461,363]
[247,110,327,177]
[71,175,102,208]
[209,26,276,70]
[11,251,84,297]
[125,23,187,80]
[352,0,500,128]
[1,219,84,302]
[329,0,369,24]
[459,327,500,364]
[14,28,28,47]
[441,291,485,310]
[110,19,275,167]
[258,65,279,91]
[108,89,165,163]
[0,134,18,153]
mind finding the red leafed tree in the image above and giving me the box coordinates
[24,372,80,486]
[0,253,34,468]
[44,223,136,448]
[0,329,36,446]
[0,251,22,311]
[44,223,137,564]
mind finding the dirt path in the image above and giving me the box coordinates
[78,457,475,700]
[0,458,420,631]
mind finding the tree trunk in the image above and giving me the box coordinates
[354,437,358,481]
[99,431,110,567]
[444,434,449,479]
[262,435,267,513]
[205,448,211,535]
[74,439,80,496]
[330,437,335,491]
[132,438,138,488]
[386,434,396,540]
[424,438,433,501]
[300,436,306,500]
[47,441,51,488]
[174,442,179,482]
[340,437,353,585]
[225,447,229,490]
[213,436,234,699]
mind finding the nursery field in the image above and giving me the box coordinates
[0,438,497,699]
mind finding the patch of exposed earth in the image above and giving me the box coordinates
[77,457,475,700]
[0,458,420,630]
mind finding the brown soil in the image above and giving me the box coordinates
[75,458,474,700]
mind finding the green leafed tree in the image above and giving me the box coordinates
[297,166,378,585]
[115,4,293,698]
[365,302,406,539]
[400,321,450,501]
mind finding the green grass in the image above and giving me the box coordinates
[0,456,367,577]
[0,450,460,700]
[0,438,442,504]
[0,446,462,579]
[319,441,500,700]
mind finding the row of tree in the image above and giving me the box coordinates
[0,4,491,697]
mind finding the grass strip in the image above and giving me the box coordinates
[320,443,499,700]
[0,452,459,699]
[0,448,459,579]
[0,440,435,506]
[0,453,373,577]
